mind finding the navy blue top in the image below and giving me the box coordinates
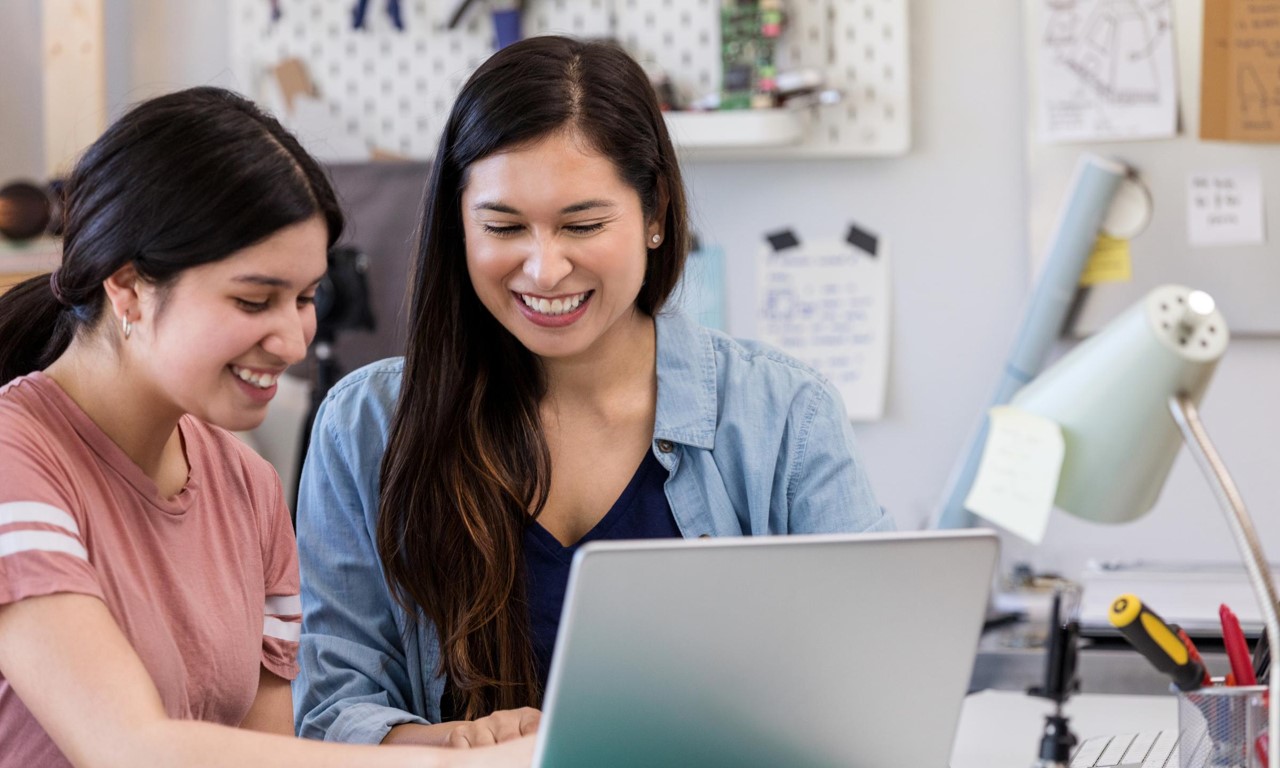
[523,449,679,691]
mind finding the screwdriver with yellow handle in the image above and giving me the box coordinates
[1109,593,1208,691]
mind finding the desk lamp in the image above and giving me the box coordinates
[993,284,1280,767]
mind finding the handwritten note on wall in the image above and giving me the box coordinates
[756,230,889,422]
[1201,0,1280,142]
[1187,168,1266,247]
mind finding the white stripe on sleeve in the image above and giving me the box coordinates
[0,501,80,536]
[0,530,88,561]
[263,615,301,643]
[263,594,302,616]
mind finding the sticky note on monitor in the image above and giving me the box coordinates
[964,406,1065,544]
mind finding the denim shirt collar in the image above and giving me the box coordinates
[653,311,717,450]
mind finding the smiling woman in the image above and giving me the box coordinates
[0,87,533,768]
[293,35,891,753]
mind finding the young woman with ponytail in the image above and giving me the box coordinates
[0,87,530,768]
[294,36,892,750]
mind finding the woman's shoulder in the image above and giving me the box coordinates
[308,357,406,446]
[0,373,80,453]
[657,312,834,401]
[0,375,47,429]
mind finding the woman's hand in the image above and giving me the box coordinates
[451,734,536,767]
[445,707,541,748]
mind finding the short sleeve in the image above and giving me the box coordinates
[0,425,103,607]
[259,472,302,680]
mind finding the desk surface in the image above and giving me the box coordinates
[950,690,1176,768]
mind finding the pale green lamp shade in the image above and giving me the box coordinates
[1010,285,1228,524]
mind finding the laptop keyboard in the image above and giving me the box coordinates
[1071,731,1179,767]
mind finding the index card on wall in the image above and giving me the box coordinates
[965,406,1065,545]
[1187,168,1266,247]
[756,229,890,422]
[1033,0,1179,143]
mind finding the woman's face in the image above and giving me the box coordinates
[461,130,661,363]
[124,216,328,432]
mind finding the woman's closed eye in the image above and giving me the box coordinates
[235,298,270,312]
[481,223,524,237]
[479,221,607,237]
[235,295,316,312]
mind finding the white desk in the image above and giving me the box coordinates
[951,690,1177,767]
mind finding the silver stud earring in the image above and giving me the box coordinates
[122,313,133,340]
[651,234,661,244]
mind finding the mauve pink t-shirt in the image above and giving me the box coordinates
[0,372,301,767]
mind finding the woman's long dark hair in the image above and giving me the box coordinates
[0,86,343,385]
[378,36,690,717]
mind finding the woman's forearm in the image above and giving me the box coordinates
[128,720,470,768]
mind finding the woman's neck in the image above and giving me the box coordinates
[43,336,185,485]
[540,309,658,421]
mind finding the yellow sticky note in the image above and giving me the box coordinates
[964,406,1065,545]
[1079,235,1132,286]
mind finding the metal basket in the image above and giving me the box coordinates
[1177,685,1268,768]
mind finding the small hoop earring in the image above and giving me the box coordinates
[651,234,661,244]
[122,314,133,340]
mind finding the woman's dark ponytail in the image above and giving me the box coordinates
[0,273,77,384]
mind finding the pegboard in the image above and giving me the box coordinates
[228,0,909,160]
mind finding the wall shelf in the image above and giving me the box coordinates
[663,109,805,154]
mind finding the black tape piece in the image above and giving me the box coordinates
[766,229,800,251]
[846,223,879,257]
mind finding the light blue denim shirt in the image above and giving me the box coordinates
[293,310,892,742]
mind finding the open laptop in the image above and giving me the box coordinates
[530,529,999,768]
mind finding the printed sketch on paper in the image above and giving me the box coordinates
[1035,0,1178,143]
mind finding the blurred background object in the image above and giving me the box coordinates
[0,180,55,242]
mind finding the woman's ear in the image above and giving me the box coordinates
[647,183,671,246]
[102,263,141,323]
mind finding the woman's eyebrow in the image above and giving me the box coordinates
[232,274,325,290]
[559,199,615,214]
[471,199,616,215]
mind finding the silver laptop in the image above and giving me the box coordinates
[531,529,999,768]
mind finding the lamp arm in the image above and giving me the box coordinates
[1169,394,1280,768]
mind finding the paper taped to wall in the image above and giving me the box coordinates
[1187,167,1267,247]
[1034,0,1179,143]
[1200,0,1280,142]
[756,226,890,422]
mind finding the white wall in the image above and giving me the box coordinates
[0,1,45,180]
[3,0,1278,579]
[0,0,235,181]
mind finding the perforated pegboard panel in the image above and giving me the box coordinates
[229,0,909,160]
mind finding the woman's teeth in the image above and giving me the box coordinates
[231,365,278,389]
[520,291,588,316]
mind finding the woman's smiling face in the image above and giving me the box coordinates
[124,216,328,432]
[461,130,662,364]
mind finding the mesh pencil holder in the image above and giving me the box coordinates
[1176,685,1268,768]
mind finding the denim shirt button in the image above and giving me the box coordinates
[656,439,675,453]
